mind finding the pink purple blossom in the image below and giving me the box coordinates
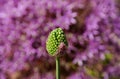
[0,0,120,79]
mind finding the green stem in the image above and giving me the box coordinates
[56,56,60,79]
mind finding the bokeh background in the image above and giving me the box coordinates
[0,0,120,79]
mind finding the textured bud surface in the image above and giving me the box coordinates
[46,28,68,56]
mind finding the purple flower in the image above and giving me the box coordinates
[0,0,120,79]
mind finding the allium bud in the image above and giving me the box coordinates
[46,28,68,56]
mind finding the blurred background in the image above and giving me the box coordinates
[0,0,120,79]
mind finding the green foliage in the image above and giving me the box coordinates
[105,53,113,61]
[85,67,99,77]
[46,28,68,56]
[103,53,113,65]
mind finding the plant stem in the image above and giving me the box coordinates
[56,56,60,79]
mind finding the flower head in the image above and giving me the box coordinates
[46,28,68,56]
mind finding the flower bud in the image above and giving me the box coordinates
[46,28,68,56]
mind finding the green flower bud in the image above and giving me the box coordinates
[46,28,68,56]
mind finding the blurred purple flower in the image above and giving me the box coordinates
[0,0,120,79]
